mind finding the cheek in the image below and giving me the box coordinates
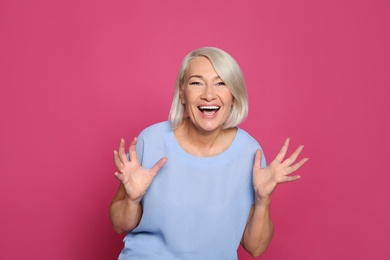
[224,92,234,105]
[181,89,200,106]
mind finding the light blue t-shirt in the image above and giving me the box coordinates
[119,121,266,260]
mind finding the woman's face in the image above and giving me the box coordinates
[180,57,234,133]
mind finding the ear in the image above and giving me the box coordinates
[179,87,185,104]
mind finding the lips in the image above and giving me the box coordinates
[198,105,220,116]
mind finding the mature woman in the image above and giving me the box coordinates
[110,47,308,259]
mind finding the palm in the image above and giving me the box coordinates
[253,138,308,201]
[114,137,167,202]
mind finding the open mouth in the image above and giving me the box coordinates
[198,105,220,116]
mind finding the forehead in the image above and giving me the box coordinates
[186,57,219,77]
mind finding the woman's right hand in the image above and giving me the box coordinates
[114,137,168,203]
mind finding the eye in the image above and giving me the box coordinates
[189,81,203,86]
[215,81,226,86]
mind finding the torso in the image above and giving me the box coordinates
[119,121,265,260]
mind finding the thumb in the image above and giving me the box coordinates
[150,157,168,176]
[253,149,262,170]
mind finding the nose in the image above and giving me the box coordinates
[201,83,216,101]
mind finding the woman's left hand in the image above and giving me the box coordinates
[253,138,308,202]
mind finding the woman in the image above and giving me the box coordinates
[110,47,308,259]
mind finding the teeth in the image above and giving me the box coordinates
[199,106,220,110]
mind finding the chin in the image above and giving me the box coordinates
[197,122,225,132]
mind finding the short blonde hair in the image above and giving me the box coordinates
[169,47,248,129]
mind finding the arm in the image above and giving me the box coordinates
[241,138,308,257]
[241,200,273,257]
[109,137,167,234]
[109,183,143,234]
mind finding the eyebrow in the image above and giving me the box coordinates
[188,75,221,80]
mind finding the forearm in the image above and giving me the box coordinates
[241,198,274,257]
[109,196,142,234]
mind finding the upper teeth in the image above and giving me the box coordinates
[199,106,219,110]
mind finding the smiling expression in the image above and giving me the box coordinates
[180,57,234,133]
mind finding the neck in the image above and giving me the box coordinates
[174,118,236,157]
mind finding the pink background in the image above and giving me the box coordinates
[1,0,389,259]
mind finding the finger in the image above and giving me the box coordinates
[113,150,123,168]
[128,137,138,162]
[118,138,128,162]
[282,145,304,167]
[287,158,309,174]
[282,175,301,183]
[114,171,125,182]
[149,157,168,176]
[253,149,262,170]
[275,138,290,163]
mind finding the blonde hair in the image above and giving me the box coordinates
[169,47,248,129]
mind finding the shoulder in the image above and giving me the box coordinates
[138,121,172,139]
[236,128,267,166]
[236,128,262,148]
[137,121,173,147]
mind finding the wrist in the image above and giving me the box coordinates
[124,195,141,207]
[255,196,271,207]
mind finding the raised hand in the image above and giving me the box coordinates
[114,137,167,203]
[252,138,308,202]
